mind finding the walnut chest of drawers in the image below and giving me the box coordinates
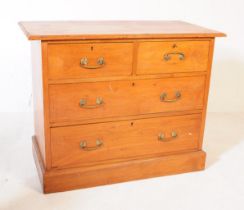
[19,21,225,193]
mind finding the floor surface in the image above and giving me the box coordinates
[0,112,244,210]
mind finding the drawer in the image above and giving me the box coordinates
[137,41,210,75]
[49,76,205,123]
[48,42,133,79]
[51,114,201,168]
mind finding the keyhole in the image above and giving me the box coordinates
[132,82,135,86]
[131,122,134,126]
[91,46,94,51]
[172,44,177,48]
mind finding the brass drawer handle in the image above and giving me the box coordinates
[80,57,105,69]
[79,97,104,109]
[80,139,103,151]
[158,131,178,142]
[160,91,181,102]
[163,52,185,61]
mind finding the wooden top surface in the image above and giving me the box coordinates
[19,21,226,41]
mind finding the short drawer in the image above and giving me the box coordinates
[48,42,133,79]
[49,76,205,123]
[137,41,210,75]
[51,114,201,168]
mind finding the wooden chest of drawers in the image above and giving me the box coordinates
[19,21,225,193]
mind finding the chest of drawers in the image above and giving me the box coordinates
[19,21,225,193]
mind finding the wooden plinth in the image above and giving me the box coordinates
[32,136,206,193]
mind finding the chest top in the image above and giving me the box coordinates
[19,20,225,41]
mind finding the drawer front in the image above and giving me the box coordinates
[51,114,201,168]
[137,41,210,75]
[49,76,205,123]
[48,42,133,79]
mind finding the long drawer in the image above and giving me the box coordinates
[137,40,210,75]
[49,76,205,123]
[47,42,133,80]
[51,114,202,168]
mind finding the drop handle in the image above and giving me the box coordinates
[160,91,181,103]
[163,52,185,61]
[80,139,103,151]
[158,131,178,142]
[79,97,104,109]
[80,57,105,69]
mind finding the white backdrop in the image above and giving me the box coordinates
[0,0,243,113]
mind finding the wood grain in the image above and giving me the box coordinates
[19,21,226,41]
[49,76,205,123]
[20,21,225,193]
[137,40,210,74]
[198,39,215,148]
[33,133,205,193]
[48,71,207,85]
[50,110,202,128]
[51,114,201,168]
[41,42,52,170]
[31,41,46,165]
[48,42,133,79]
[44,150,206,193]
[32,136,44,190]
